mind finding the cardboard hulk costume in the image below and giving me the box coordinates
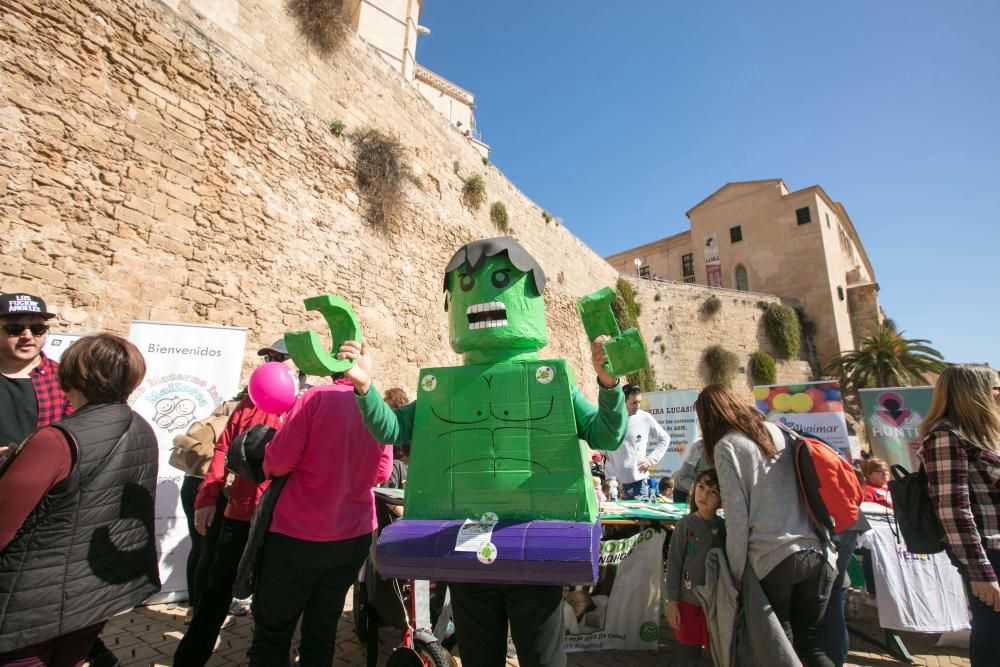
[286,237,645,584]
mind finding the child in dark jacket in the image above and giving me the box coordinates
[665,469,724,666]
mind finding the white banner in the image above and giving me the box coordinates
[128,321,247,598]
[42,331,87,362]
[563,528,665,652]
[642,389,699,477]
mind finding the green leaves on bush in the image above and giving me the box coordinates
[701,295,722,317]
[763,303,801,359]
[749,351,777,385]
[328,119,345,136]
[349,127,408,229]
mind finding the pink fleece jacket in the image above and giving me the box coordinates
[264,379,393,542]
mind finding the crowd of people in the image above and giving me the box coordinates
[0,284,998,667]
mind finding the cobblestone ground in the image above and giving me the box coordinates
[95,589,970,667]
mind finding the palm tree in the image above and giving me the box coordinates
[825,323,946,390]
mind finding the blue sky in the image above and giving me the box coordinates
[416,1,999,369]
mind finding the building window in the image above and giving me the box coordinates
[825,212,831,229]
[735,265,749,291]
[729,225,742,243]
[681,253,694,280]
[796,207,812,225]
[837,285,845,301]
[639,265,651,278]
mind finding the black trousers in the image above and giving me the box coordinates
[759,550,836,667]
[449,582,566,667]
[180,475,204,606]
[173,518,251,667]
[247,531,371,667]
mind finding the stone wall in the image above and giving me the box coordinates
[628,278,813,397]
[0,0,617,397]
[0,0,813,400]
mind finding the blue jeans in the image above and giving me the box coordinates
[967,549,1000,667]
[620,478,650,501]
[822,530,863,666]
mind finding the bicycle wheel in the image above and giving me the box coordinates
[413,637,452,667]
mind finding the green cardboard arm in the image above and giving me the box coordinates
[576,287,648,378]
[284,294,362,376]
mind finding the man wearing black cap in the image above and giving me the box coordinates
[174,339,301,667]
[0,293,70,460]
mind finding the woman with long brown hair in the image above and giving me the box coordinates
[920,364,1000,667]
[695,384,834,667]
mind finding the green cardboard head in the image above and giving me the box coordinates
[443,237,548,356]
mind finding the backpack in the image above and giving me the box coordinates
[168,400,238,477]
[777,422,864,547]
[887,463,945,554]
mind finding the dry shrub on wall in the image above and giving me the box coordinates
[462,174,487,211]
[285,0,348,55]
[489,201,510,233]
[350,127,408,229]
[700,295,722,318]
[703,345,740,386]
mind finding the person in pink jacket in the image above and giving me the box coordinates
[247,378,392,666]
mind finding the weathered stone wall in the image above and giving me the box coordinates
[629,279,813,397]
[0,0,813,400]
[0,0,617,397]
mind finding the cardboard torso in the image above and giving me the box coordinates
[404,358,597,522]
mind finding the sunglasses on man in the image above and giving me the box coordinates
[264,353,289,363]
[3,323,50,337]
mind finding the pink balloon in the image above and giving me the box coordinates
[249,362,297,414]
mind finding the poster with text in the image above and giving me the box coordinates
[563,528,665,652]
[858,387,933,473]
[753,381,851,457]
[704,234,722,287]
[43,331,86,362]
[642,389,699,477]
[128,321,247,600]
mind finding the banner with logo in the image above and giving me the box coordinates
[563,528,665,652]
[642,389,699,477]
[128,321,247,599]
[753,381,851,457]
[43,331,87,362]
[704,234,722,287]
[858,387,933,473]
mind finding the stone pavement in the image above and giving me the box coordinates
[96,589,970,667]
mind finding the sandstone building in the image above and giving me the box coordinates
[606,179,882,365]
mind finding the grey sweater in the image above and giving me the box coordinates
[714,421,823,583]
[665,513,725,605]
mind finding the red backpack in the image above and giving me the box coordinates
[777,422,864,547]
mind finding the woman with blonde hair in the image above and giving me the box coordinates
[695,384,834,667]
[920,363,1000,666]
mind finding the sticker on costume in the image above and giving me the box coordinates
[455,517,497,553]
[535,365,555,384]
[477,542,498,564]
[421,375,438,392]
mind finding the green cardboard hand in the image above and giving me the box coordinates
[576,287,648,377]
[284,294,362,376]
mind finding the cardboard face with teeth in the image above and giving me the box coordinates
[446,254,548,355]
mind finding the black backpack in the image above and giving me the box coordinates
[887,463,945,554]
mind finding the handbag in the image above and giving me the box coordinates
[167,402,237,477]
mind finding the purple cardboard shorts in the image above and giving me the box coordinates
[375,519,600,585]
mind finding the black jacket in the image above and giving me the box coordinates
[0,403,160,651]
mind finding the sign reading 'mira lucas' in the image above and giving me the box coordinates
[753,380,851,458]
[641,389,699,478]
[128,320,247,600]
